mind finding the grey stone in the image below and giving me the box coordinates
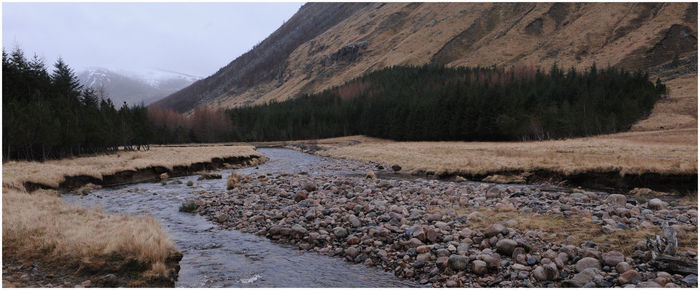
[648,198,667,210]
[345,246,360,258]
[575,257,601,272]
[616,262,632,273]
[479,253,501,269]
[457,242,470,254]
[638,281,662,288]
[333,227,348,238]
[408,238,424,248]
[564,268,603,287]
[448,254,469,271]
[416,252,433,262]
[348,215,361,227]
[618,270,642,285]
[496,239,518,256]
[472,260,488,274]
[606,194,627,206]
[602,250,625,267]
[682,274,698,285]
[484,223,505,238]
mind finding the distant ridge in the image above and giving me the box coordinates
[78,67,199,106]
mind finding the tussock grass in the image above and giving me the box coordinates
[3,145,259,190]
[446,208,697,256]
[227,172,243,190]
[2,144,261,283]
[322,129,697,176]
[2,188,177,277]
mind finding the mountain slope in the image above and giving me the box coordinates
[78,67,199,106]
[152,2,697,122]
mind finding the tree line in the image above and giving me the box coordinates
[226,64,666,142]
[3,48,232,161]
[4,47,666,161]
[3,48,154,161]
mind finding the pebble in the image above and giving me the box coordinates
[616,261,632,273]
[575,257,601,272]
[564,268,603,287]
[496,239,518,256]
[681,274,698,285]
[192,166,697,287]
[602,250,625,267]
[333,227,348,238]
[648,198,667,210]
[447,255,468,271]
[607,194,627,206]
[471,260,487,274]
[619,269,642,285]
[484,223,504,238]
[527,256,537,265]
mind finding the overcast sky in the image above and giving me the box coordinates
[2,2,303,77]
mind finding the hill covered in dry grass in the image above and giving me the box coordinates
[152,3,697,132]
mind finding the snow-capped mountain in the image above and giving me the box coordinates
[77,67,200,106]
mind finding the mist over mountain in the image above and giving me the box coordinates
[78,67,199,106]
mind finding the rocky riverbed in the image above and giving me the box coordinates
[192,150,698,288]
[59,148,417,287]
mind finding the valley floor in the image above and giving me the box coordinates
[260,128,697,194]
[2,136,697,287]
[269,72,698,193]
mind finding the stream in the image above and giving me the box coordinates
[63,148,418,287]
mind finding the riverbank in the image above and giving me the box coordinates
[194,156,698,287]
[3,145,263,192]
[63,149,419,287]
[2,145,265,287]
[317,129,697,193]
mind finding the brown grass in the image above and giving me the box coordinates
[2,145,261,284]
[322,129,697,176]
[252,135,385,150]
[2,188,177,277]
[3,145,260,191]
[441,208,697,256]
[632,73,698,131]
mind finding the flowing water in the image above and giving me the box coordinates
[64,148,418,287]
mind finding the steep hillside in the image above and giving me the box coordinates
[152,2,697,129]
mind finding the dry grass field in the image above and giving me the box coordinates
[2,145,261,285]
[321,67,697,180]
[3,188,177,279]
[3,145,260,191]
[322,129,697,177]
[632,73,698,131]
